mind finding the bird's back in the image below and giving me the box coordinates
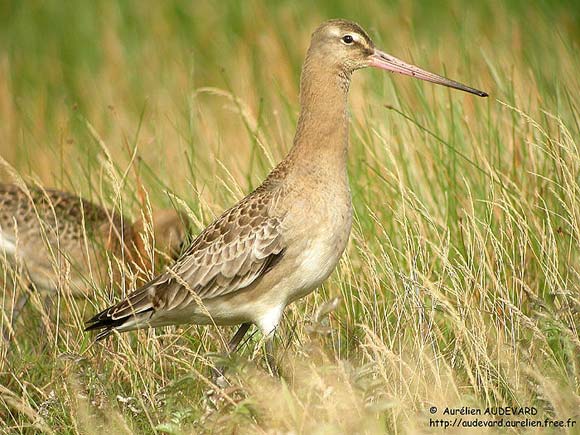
[0,184,134,291]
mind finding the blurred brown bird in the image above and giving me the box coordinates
[0,183,186,327]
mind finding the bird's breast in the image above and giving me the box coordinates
[281,184,353,303]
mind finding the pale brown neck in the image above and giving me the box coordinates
[284,53,351,175]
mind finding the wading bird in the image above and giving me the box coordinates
[0,183,186,329]
[85,19,487,373]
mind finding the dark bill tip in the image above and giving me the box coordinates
[370,49,488,98]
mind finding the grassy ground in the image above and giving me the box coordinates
[1,0,579,433]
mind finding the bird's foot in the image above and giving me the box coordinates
[264,343,280,378]
[211,364,231,389]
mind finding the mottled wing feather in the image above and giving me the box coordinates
[0,183,126,247]
[170,191,284,302]
[86,189,285,329]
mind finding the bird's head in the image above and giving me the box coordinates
[309,19,488,97]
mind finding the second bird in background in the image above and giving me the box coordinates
[0,183,188,333]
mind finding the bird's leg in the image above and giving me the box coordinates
[228,322,251,353]
[35,293,55,352]
[3,284,33,341]
[12,287,31,325]
[212,322,252,384]
[42,293,53,316]
[264,332,279,377]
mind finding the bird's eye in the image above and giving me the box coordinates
[342,35,354,44]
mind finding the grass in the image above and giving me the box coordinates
[1,0,579,433]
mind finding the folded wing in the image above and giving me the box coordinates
[85,189,285,339]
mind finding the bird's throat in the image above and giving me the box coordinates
[286,61,351,176]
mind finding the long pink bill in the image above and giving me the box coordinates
[370,48,488,97]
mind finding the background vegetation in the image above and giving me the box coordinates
[1,0,579,433]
